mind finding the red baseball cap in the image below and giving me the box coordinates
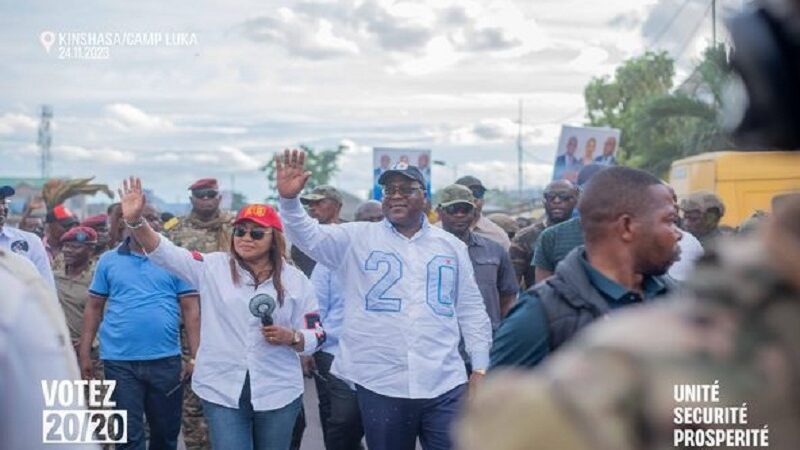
[81,213,108,228]
[234,204,283,231]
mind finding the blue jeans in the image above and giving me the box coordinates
[356,383,466,450]
[202,373,302,450]
[103,356,183,450]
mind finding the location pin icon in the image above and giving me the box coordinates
[40,31,55,53]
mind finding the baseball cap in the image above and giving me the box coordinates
[454,175,483,188]
[234,204,283,231]
[300,185,343,205]
[60,226,98,244]
[680,191,726,216]
[0,185,14,198]
[438,184,475,208]
[378,162,427,187]
[189,178,219,191]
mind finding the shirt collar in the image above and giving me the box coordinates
[578,251,667,302]
[465,231,480,247]
[117,237,145,257]
[383,213,428,240]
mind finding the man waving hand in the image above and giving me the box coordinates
[276,149,491,450]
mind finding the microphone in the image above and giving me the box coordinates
[249,294,277,327]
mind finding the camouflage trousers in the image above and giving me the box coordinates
[181,329,210,450]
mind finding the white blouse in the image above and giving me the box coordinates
[149,235,322,411]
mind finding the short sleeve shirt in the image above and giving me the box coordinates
[532,217,584,272]
[467,233,519,330]
[89,239,197,360]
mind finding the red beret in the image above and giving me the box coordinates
[80,214,108,228]
[234,204,283,231]
[60,226,98,244]
[189,178,218,191]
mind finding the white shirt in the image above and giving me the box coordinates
[280,196,492,399]
[669,230,705,281]
[0,225,55,290]
[0,251,96,450]
[148,235,321,411]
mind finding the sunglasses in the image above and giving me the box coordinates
[382,185,423,197]
[233,226,272,240]
[469,186,486,199]
[443,203,474,215]
[192,189,219,199]
[543,192,576,202]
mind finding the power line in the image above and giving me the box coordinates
[648,0,694,50]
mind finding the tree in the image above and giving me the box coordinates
[231,191,248,211]
[260,144,345,200]
[584,46,732,176]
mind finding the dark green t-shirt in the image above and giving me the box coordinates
[532,217,584,272]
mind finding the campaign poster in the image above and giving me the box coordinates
[372,148,432,200]
[552,125,621,182]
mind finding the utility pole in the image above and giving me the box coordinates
[37,105,53,179]
[516,99,523,200]
[711,0,717,45]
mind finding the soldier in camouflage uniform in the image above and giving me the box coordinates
[509,180,578,288]
[458,192,800,450]
[165,178,234,450]
[680,191,733,249]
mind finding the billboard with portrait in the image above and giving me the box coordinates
[552,125,621,182]
[372,147,431,200]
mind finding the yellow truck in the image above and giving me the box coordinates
[669,151,800,227]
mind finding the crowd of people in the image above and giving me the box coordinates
[1,144,792,450]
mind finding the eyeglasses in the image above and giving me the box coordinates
[192,189,219,200]
[469,186,486,199]
[382,185,423,197]
[543,192,576,202]
[233,226,272,240]
[443,203,474,215]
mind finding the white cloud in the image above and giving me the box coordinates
[437,119,562,147]
[459,160,554,189]
[0,113,37,135]
[53,145,136,164]
[106,103,176,132]
[241,11,359,59]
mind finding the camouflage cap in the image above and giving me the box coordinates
[438,184,475,208]
[300,185,343,205]
[455,175,483,188]
[680,191,726,216]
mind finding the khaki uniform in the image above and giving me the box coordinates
[508,219,547,288]
[165,210,233,450]
[459,235,800,450]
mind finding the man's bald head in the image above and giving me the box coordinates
[356,200,384,223]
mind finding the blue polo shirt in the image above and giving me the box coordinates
[89,239,196,360]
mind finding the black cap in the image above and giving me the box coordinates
[378,162,427,187]
[0,185,15,198]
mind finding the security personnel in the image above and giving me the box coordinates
[166,178,234,252]
[166,178,233,450]
[679,191,732,249]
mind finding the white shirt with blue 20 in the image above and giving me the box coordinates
[280,196,492,400]
[148,235,322,411]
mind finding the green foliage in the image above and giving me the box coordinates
[260,144,345,200]
[584,45,732,176]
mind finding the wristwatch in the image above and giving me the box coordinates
[472,369,487,376]
[291,330,302,346]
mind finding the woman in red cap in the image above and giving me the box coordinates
[117,177,324,450]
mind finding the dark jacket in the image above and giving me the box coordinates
[531,247,675,351]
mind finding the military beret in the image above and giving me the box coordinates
[80,214,108,228]
[189,178,219,191]
[60,226,98,244]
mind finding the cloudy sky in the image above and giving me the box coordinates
[0,0,743,204]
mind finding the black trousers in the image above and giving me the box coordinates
[313,351,364,450]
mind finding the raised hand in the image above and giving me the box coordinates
[118,176,146,223]
[275,148,311,199]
